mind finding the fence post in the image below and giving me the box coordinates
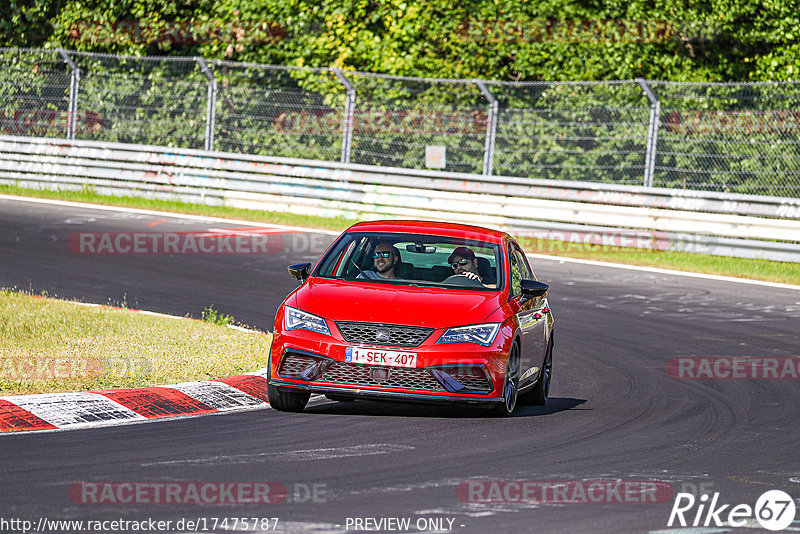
[57,48,79,140]
[331,68,356,164]
[636,78,660,187]
[474,80,498,176]
[196,58,217,152]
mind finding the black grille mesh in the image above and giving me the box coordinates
[278,353,493,393]
[335,322,433,347]
[278,353,319,377]
[321,361,444,390]
[441,367,494,393]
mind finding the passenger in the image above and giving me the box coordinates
[359,241,399,280]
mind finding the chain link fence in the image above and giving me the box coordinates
[653,81,800,197]
[344,73,488,174]
[487,80,652,185]
[2,47,798,197]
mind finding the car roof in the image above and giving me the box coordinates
[345,220,508,243]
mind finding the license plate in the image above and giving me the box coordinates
[345,347,417,368]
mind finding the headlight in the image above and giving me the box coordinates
[284,306,331,336]
[437,323,500,346]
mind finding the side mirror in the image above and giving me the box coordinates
[520,279,548,303]
[287,262,312,283]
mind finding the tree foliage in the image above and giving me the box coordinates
[2,0,798,81]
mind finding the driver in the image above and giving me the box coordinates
[447,246,496,288]
[448,246,482,282]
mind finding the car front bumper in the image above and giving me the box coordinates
[268,377,504,405]
[268,341,508,403]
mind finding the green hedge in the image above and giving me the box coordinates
[4,0,798,82]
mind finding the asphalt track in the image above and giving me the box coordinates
[2,196,800,534]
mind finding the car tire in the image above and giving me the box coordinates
[521,333,553,406]
[268,383,311,412]
[493,342,520,416]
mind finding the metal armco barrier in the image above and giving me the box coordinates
[1,135,799,262]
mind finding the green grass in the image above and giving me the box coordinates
[0,290,271,395]
[2,184,798,286]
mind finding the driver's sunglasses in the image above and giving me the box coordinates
[450,258,470,269]
[372,251,392,259]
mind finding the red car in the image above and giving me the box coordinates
[267,220,553,416]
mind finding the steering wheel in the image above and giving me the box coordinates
[442,274,484,287]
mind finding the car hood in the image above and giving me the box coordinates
[292,278,504,329]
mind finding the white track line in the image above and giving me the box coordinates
[0,194,340,235]
[527,253,800,291]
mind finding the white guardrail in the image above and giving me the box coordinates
[1,135,799,262]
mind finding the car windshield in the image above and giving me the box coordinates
[315,232,503,291]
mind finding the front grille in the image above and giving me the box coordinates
[320,361,445,391]
[278,352,493,394]
[335,322,434,347]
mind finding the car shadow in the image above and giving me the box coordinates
[302,396,587,418]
